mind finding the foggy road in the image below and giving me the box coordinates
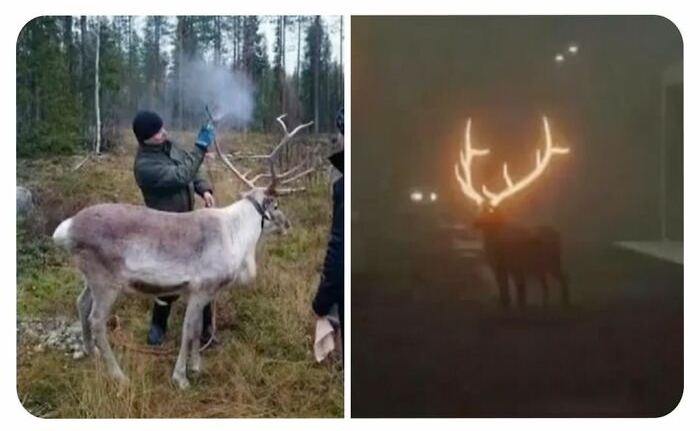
[351,227,683,417]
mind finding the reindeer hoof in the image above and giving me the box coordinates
[83,345,100,357]
[173,373,190,389]
[111,371,129,385]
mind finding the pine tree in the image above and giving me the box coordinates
[301,16,333,132]
[241,16,272,131]
[142,16,171,111]
[272,16,285,116]
[96,17,127,151]
[16,17,80,157]
[17,15,343,156]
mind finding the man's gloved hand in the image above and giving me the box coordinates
[195,125,215,149]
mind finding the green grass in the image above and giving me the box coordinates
[16,132,342,418]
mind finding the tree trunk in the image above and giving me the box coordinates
[178,18,184,131]
[94,20,101,154]
[297,16,302,97]
[233,16,238,67]
[80,16,86,77]
[154,17,161,105]
[281,15,286,113]
[339,15,343,92]
[214,16,221,66]
[313,16,320,133]
[62,16,74,86]
[127,16,134,111]
[80,15,88,129]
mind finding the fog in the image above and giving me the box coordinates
[352,16,682,241]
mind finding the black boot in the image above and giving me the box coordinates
[147,296,177,346]
[200,302,217,349]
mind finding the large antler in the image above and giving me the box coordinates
[454,118,490,206]
[212,112,314,194]
[213,135,256,189]
[454,116,570,208]
[481,117,569,206]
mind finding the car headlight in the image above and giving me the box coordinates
[410,191,423,202]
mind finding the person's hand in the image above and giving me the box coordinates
[195,125,215,149]
[203,191,216,208]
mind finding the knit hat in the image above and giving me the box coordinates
[132,111,163,142]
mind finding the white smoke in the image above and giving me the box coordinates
[179,58,255,128]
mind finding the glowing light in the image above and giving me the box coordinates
[410,191,423,202]
[483,117,570,206]
[568,44,579,54]
[555,54,565,63]
[454,116,570,208]
[454,118,490,207]
[430,192,438,202]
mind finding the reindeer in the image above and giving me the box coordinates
[454,117,571,308]
[52,115,315,389]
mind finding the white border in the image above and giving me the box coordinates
[2,0,697,429]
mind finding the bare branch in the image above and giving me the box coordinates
[72,154,91,171]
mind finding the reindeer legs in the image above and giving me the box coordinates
[495,271,511,309]
[558,271,571,306]
[89,285,127,384]
[540,274,550,306]
[189,302,205,374]
[514,275,527,308]
[172,293,209,389]
[77,280,96,356]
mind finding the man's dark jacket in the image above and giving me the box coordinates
[312,150,344,336]
[134,140,212,212]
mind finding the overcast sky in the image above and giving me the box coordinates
[129,15,343,73]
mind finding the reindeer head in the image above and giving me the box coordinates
[454,116,570,231]
[472,202,506,231]
[213,114,315,235]
[238,188,290,235]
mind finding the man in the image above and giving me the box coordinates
[312,108,344,340]
[131,110,216,346]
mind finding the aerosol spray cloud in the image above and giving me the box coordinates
[178,58,255,128]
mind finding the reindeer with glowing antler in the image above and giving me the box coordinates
[454,117,571,308]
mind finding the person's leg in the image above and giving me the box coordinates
[339,299,344,364]
[199,301,216,349]
[148,295,178,345]
[339,299,344,345]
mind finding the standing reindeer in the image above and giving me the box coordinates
[454,117,571,308]
[52,115,315,389]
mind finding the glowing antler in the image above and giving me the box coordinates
[454,118,491,206]
[481,116,569,206]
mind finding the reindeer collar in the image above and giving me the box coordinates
[246,195,270,229]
